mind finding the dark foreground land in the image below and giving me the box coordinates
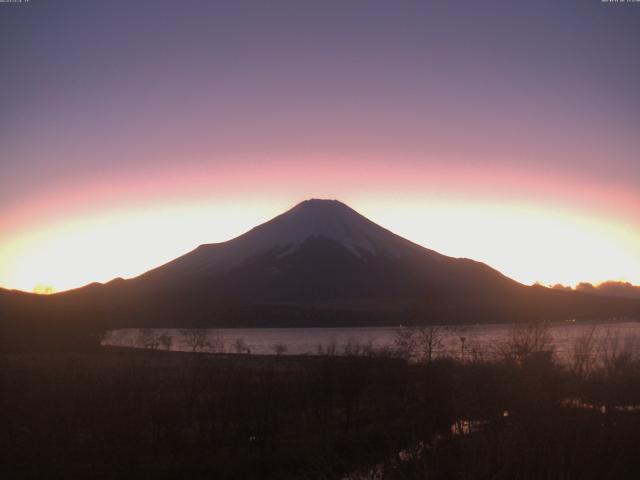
[2,337,640,479]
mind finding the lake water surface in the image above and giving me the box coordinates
[103,320,640,363]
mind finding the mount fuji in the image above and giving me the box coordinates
[2,199,639,332]
[136,198,518,299]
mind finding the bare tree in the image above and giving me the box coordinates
[233,337,249,354]
[158,333,173,351]
[181,329,211,353]
[393,326,416,360]
[272,343,288,356]
[140,329,161,350]
[447,326,469,363]
[415,326,446,365]
[393,325,448,364]
[597,327,639,377]
[317,340,338,356]
[569,325,600,378]
[209,330,225,353]
[498,322,554,366]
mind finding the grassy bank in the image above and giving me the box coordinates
[1,329,640,479]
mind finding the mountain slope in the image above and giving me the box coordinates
[139,199,442,283]
[134,199,519,300]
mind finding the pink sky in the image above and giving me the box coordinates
[1,1,639,292]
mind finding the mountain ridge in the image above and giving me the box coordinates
[133,199,519,298]
[137,198,445,285]
[1,199,639,337]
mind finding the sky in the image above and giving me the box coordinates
[1,0,639,293]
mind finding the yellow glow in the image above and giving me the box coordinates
[0,201,283,293]
[0,197,638,292]
[360,198,640,287]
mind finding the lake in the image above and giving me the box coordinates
[102,319,640,363]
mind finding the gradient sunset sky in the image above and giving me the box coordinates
[1,0,639,293]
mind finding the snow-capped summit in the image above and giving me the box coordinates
[137,199,501,295]
[237,198,432,258]
[141,199,442,282]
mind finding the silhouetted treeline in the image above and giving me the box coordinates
[2,281,640,337]
[1,327,640,479]
[552,280,640,300]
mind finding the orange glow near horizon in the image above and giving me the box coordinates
[3,1,639,296]
[1,159,638,293]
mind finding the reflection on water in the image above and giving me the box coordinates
[102,320,640,363]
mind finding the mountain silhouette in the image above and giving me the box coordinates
[135,199,519,301]
[2,199,639,339]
